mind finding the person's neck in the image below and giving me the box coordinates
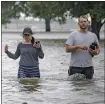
[24,41,31,44]
[79,29,88,34]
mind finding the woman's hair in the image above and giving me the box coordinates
[31,36,35,45]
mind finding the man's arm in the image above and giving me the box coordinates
[66,44,79,53]
[89,33,100,55]
[66,44,88,53]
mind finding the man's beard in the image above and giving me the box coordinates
[80,26,88,29]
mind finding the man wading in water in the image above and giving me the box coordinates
[66,15,100,79]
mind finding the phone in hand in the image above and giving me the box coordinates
[35,41,40,44]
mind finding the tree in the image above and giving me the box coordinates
[1,1,27,24]
[1,1,15,24]
[23,1,105,35]
[2,1,105,38]
[62,1,105,40]
[1,1,67,32]
[24,1,67,32]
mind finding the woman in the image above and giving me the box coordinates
[4,27,44,78]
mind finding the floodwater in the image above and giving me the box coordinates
[2,34,104,104]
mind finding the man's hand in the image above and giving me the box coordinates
[89,48,100,55]
[78,45,88,50]
[66,44,88,53]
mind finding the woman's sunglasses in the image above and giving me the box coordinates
[23,34,30,36]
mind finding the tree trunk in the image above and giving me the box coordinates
[45,18,51,32]
[91,17,102,40]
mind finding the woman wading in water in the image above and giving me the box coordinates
[4,27,44,78]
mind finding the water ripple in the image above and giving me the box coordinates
[2,38,104,104]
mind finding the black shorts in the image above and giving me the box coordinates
[68,66,94,79]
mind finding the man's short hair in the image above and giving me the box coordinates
[78,15,88,22]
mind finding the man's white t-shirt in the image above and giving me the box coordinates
[66,31,99,67]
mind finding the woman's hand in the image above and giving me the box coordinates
[4,44,8,52]
[33,41,41,48]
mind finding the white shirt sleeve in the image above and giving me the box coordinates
[66,32,75,46]
[93,33,100,46]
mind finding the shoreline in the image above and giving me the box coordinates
[2,31,105,41]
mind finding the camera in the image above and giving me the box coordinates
[89,42,98,57]
[35,41,40,44]
[89,42,98,50]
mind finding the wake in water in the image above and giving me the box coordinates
[67,73,86,81]
[18,78,41,93]
[18,78,40,85]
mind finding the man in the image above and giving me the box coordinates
[66,15,100,79]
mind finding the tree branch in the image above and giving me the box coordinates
[101,19,105,27]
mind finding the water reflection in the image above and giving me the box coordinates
[18,78,41,92]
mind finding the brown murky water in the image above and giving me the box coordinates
[2,34,104,104]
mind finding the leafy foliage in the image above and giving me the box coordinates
[24,1,67,23]
[2,1,105,24]
[1,1,26,24]
[1,1,105,35]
